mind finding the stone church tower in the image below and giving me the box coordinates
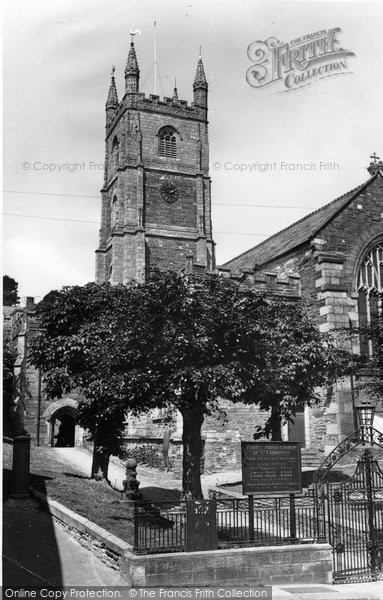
[95,39,215,283]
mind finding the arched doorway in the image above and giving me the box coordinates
[53,411,76,447]
[42,398,84,447]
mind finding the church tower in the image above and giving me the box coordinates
[95,37,215,283]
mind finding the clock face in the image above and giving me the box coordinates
[160,182,179,203]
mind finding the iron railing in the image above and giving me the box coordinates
[132,494,318,554]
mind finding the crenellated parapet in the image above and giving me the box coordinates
[106,93,208,138]
[183,256,301,300]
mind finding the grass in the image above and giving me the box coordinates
[3,443,136,542]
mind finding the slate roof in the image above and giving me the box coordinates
[223,172,379,272]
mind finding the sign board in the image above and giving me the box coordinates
[241,442,302,496]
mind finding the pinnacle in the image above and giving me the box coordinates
[193,57,207,88]
[125,41,140,76]
[106,75,118,107]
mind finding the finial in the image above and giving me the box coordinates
[173,79,179,102]
[199,45,202,58]
[370,152,380,164]
[110,65,116,78]
[367,152,382,175]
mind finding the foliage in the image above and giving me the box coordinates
[3,275,20,306]
[31,270,351,496]
[127,445,164,469]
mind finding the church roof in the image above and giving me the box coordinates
[223,171,380,272]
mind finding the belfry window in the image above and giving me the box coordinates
[357,241,383,356]
[159,127,177,158]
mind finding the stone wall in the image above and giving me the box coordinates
[32,488,333,587]
[122,544,333,586]
[246,174,383,455]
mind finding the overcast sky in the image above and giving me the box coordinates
[3,0,383,301]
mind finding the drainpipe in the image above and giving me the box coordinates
[348,317,359,430]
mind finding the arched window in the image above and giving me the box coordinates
[111,196,119,229]
[159,126,177,158]
[111,136,119,171]
[357,241,383,356]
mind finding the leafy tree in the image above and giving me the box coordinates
[31,270,350,497]
[3,275,20,306]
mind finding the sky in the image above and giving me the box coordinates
[3,0,383,301]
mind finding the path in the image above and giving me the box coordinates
[52,446,242,497]
[3,499,127,586]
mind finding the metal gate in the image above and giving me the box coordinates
[314,428,383,583]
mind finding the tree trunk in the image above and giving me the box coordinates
[91,446,110,482]
[180,404,204,500]
[270,404,282,441]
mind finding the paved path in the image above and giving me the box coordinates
[3,500,127,586]
[52,446,242,497]
[272,582,383,599]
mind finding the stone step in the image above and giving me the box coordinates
[300,450,323,469]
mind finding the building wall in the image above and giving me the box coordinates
[96,86,214,284]
[249,175,383,455]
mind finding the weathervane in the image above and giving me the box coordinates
[130,28,141,42]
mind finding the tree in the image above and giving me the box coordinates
[31,270,350,497]
[3,275,20,306]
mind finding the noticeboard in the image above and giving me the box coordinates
[241,442,302,496]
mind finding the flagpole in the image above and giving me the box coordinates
[154,21,157,95]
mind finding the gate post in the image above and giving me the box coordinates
[289,493,297,541]
[364,449,378,576]
[11,434,31,499]
[248,495,255,541]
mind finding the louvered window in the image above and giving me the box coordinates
[159,127,177,158]
[357,242,383,356]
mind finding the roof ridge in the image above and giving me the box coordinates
[222,172,377,268]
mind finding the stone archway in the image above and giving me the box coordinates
[42,398,84,447]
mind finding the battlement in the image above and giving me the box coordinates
[106,91,208,134]
[184,258,301,299]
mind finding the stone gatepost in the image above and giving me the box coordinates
[11,434,31,499]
